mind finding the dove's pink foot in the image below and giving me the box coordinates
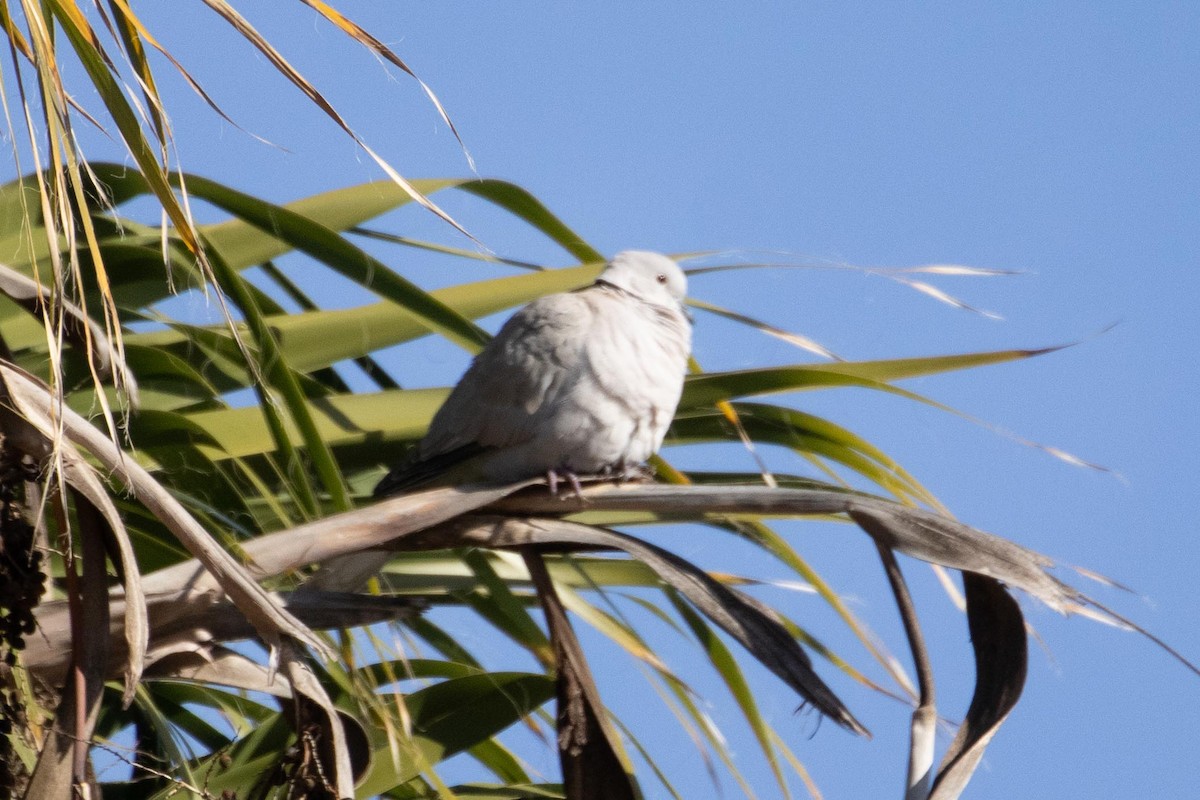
[547,467,586,501]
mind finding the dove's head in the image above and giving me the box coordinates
[600,250,688,309]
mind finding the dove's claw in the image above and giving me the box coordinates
[566,471,586,502]
[546,468,585,501]
[547,467,587,501]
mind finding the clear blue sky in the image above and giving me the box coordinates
[30,2,1200,797]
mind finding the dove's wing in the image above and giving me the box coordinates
[422,291,595,457]
[375,290,591,483]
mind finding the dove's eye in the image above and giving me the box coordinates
[655,274,668,284]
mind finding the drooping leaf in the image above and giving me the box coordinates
[927,575,1027,800]
[396,514,866,735]
[523,550,638,800]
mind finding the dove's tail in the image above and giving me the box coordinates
[373,443,489,498]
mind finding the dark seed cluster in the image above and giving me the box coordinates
[0,478,43,666]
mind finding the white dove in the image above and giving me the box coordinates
[375,250,692,497]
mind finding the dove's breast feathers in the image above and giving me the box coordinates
[417,282,691,483]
